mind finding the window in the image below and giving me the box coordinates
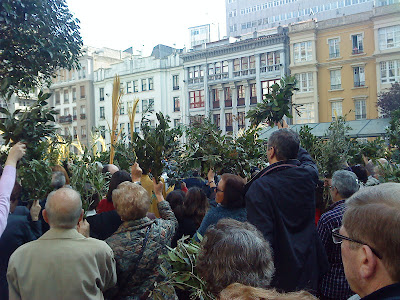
[119,123,125,135]
[64,108,69,116]
[250,83,257,104]
[100,88,104,101]
[225,113,233,132]
[378,25,400,50]
[73,126,78,138]
[295,73,313,92]
[293,41,313,62]
[133,80,138,92]
[215,62,221,74]
[241,57,248,70]
[174,119,180,128]
[351,34,364,54]
[222,61,229,73]
[126,82,132,94]
[142,99,148,111]
[353,67,365,87]
[238,112,246,129]
[234,59,240,72]
[380,60,400,83]
[213,114,220,128]
[208,63,214,75]
[237,85,245,106]
[100,107,105,119]
[173,75,179,90]
[148,78,154,90]
[64,90,69,103]
[331,101,343,121]
[212,89,220,109]
[80,105,86,119]
[73,107,77,120]
[296,103,315,124]
[224,87,232,107]
[72,88,76,102]
[262,79,280,97]
[134,122,140,133]
[330,70,342,90]
[99,126,106,139]
[120,103,125,115]
[249,56,255,69]
[149,99,154,112]
[141,79,147,91]
[173,96,180,112]
[189,90,205,108]
[355,99,367,120]
[82,66,86,79]
[80,86,85,99]
[55,91,60,104]
[81,126,87,138]
[328,38,340,58]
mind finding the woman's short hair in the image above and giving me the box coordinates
[184,187,209,226]
[219,283,318,300]
[220,174,245,209]
[112,181,150,221]
[51,165,70,185]
[106,170,132,203]
[197,219,275,296]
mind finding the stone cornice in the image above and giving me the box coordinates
[317,55,374,68]
[181,34,288,63]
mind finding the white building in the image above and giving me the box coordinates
[93,46,185,146]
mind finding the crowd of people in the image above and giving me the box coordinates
[0,120,399,300]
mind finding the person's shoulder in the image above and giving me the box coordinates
[84,237,114,253]
[9,238,40,261]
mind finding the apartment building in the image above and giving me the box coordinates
[289,3,400,124]
[181,28,289,135]
[49,47,128,147]
[93,46,184,146]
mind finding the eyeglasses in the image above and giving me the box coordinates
[332,228,382,259]
[216,188,224,193]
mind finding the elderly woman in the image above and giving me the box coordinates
[196,173,246,238]
[105,180,178,300]
[197,219,275,296]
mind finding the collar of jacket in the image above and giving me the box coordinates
[115,217,154,234]
[39,228,85,240]
[245,159,300,193]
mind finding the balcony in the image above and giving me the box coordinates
[329,51,340,59]
[59,115,72,124]
[73,115,77,121]
[354,81,365,88]
[330,84,342,90]
[226,125,233,132]
[237,98,245,106]
[173,86,180,91]
[208,73,229,82]
[80,113,86,120]
[188,77,204,84]
[352,48,364,55]
[250,97,257,105]
[225,99,232,108]
[260,64,280,74]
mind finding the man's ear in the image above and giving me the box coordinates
[77,209,84,224]
[359,245,378,280]
[42,209,49,225]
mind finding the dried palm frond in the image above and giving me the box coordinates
[128,98,140,141]
[109,75,124,164]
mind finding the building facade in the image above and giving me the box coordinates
[182,28,289,135]
[49,47,128,147]
[93,48,184,146]
[289,3,400,124]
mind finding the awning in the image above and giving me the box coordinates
[258,118,391,140]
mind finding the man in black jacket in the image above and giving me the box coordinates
[245,120,328,293]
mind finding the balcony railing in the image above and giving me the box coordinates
[208,73,229,81]
[226,125,233,132]
[73,115,77,120]
[260,64,280,74]
[80,113,86,120]
[213,101,220,109]
[173,86,180,90]
[250,97,257,105]
[237,98,245,106]
[225,100,232,107]
[330,84,342,90]
[352,48,364,55]
[354,81,365,87]
[188,77,204,84]
[329,51,340,59]
[59,115,72,124]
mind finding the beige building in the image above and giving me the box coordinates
[289,3,400,124]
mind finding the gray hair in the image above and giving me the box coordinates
[332,170,359,198]
[51,171,66,189]
[268,129,299,161]
[45,188,82,228]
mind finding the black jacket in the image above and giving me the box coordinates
[245,147,328,293]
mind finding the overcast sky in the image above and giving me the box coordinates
[66,0,226,56]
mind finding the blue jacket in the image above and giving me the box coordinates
[245,147,328,293]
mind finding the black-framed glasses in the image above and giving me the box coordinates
[216,188,224,193]
[332,228,382,259]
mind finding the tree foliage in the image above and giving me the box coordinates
[0,0,82,97]
[246,76,299,127]
[377,82,400,118]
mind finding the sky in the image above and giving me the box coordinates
[66,0,227,56]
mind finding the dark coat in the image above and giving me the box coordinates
[86,210,123,240]
[0,207,42,300]
[245,147,328,293]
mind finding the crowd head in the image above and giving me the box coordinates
[197,219,275,296]
[331,170,360,199]
[106,170,132,203]
[112,181,151,221]
[267,129,300,161]
[216,174,246,208]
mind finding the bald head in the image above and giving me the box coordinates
[44,188,83,229]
